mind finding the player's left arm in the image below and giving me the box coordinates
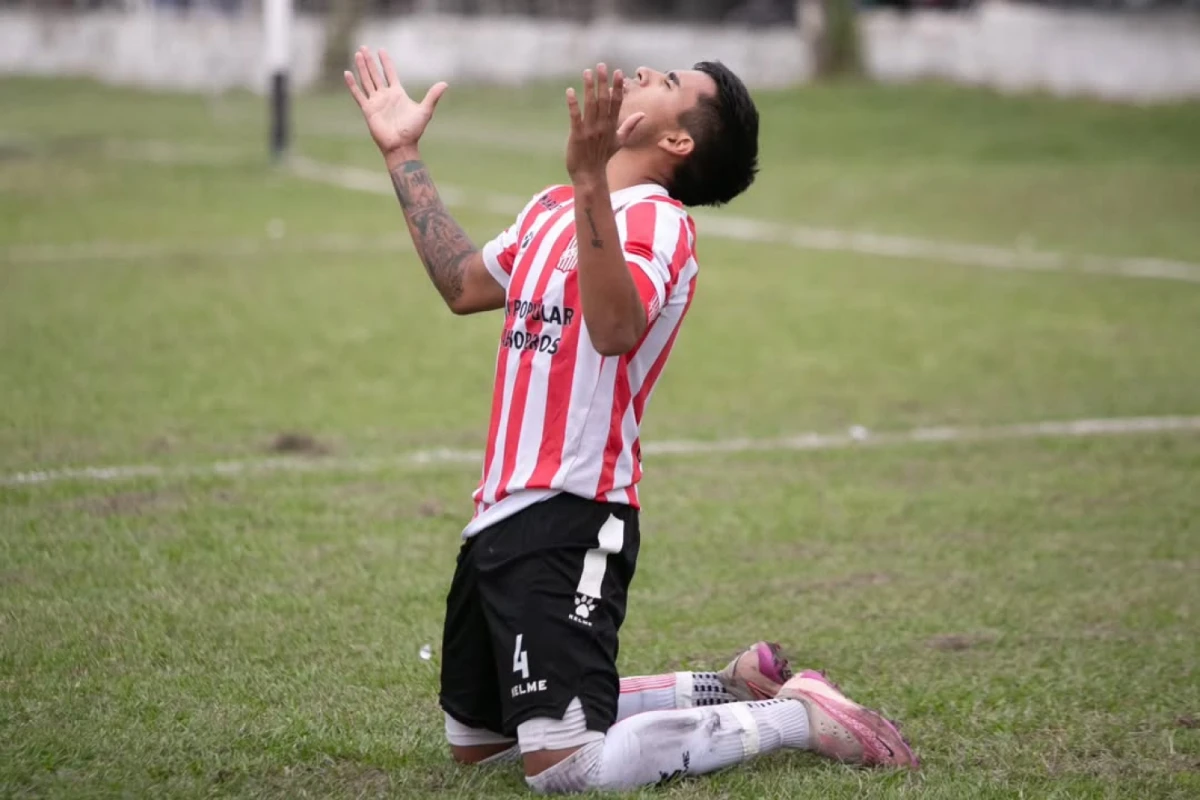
[572,179,647,356]
[565,64,650,357]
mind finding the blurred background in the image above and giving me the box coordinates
[2,0,1200,101]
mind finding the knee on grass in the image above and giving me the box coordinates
[444,713,517,764]
[450,742,516,764]
[519,698,610,793]
[523,741,605,794]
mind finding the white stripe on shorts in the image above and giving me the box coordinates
[576,515,625,600]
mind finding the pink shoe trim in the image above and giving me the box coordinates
[619,673,677,694]
[797,672,918,768]
[754,642,792,684]
[799,669,830,684]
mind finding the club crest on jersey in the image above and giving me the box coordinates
[556,239,578,273]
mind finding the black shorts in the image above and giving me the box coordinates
[438,493,640,738]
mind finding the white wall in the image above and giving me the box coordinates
[357,15,813,87]
[865,4,1200,103]
[1,4,1199,102]
[0,9,324,93]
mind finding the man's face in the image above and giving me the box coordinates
[619,67,717,153]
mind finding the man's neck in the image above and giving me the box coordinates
[602,151,663,195]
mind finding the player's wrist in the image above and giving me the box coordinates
[384,145,423,171]
[569,169,608,194]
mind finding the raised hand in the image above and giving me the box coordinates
[344,46,447,162]
[565,64,645,182]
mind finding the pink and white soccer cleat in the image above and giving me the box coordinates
[717,641,794,701]
[779,669,918,769]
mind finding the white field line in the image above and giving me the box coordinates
[4,415,1198,488]
[101,139,252,165]
[6,138,1200,283]
[288,156,1200,284]
[0,134,252,165]
[1,233,415,265]
[303,116,565,154]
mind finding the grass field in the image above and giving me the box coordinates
[2,74,1199,798]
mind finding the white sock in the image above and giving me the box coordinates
[525,699,811,793]
[740,699,812,750]
[617,671,736,720]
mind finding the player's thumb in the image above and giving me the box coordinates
[422,82,449,114]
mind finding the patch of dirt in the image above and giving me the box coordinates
[0,135,106,162]
[934,529,993,545]
[1016,625,1136,646]
[67,487,241,518]
[335,765,391,796]
[1154,559,1200,573]
[0,142,31,161]
[73,490,182,517]
[417,500,443,517]
[0,570,30,586]
[811,572,892,592]
[927,633,995,651]
[762,571,893,602]
[327,482,450,522]
[145,435,176,455]
[268,431,331,456]
[1078,624,1128,641]
[737,539,825,563]
[269,760,393,796]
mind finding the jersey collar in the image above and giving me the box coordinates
[609,182,670,210]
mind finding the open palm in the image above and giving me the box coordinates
[565,63,644,181]
[344,46,447,157]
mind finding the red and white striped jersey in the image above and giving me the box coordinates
[461,182,699,539]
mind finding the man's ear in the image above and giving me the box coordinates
[657,129,695,158]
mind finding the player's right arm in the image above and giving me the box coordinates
[386,155,504,314]
[344,46,504,315]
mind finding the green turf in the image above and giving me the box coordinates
[1,76,1199,798]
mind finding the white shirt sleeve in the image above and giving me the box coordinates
[480,187,564,290]
[618,202,689,323]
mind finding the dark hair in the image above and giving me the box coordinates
[668,61,760,208]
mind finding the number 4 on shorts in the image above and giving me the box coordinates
[513,633,530,680]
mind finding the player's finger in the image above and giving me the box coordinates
[616,111,645,147]
[422,81,449,115]
[379,48,408,98]
[610,69,625,120]
[596,63,610,116]
[582,69,595,123]
[363,46,387,91]
[566,87,582,129]
[343,70,367,108]
[354,49,376,96]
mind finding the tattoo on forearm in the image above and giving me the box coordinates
[584,208,603,249]
[389,160,476,303]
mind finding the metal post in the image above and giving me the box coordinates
[265,0,292,161]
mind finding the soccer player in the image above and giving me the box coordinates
[343,45,916,793]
